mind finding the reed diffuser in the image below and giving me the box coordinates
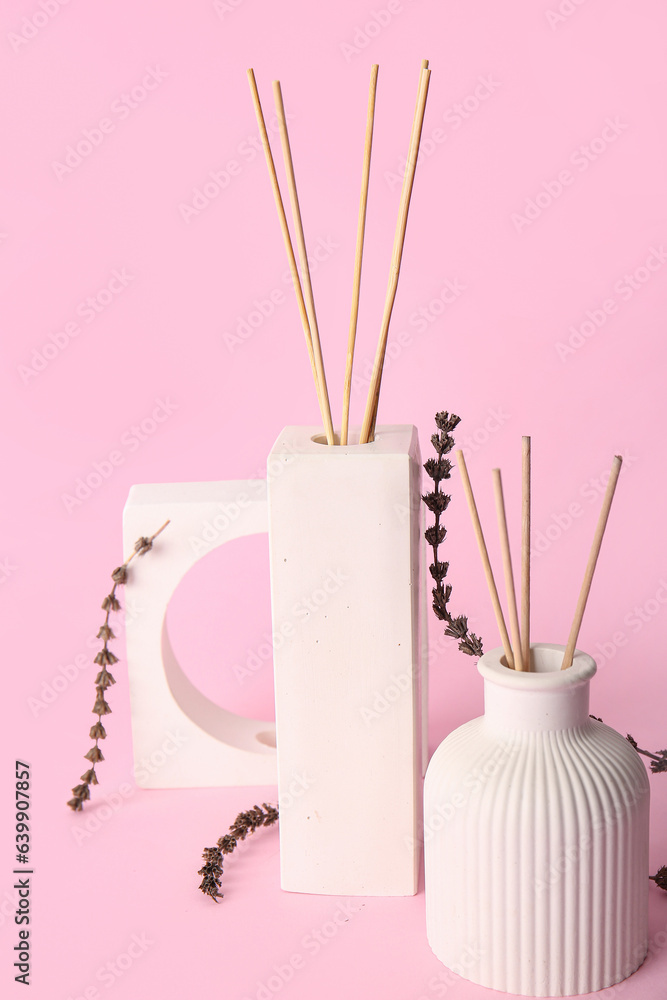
[424,442,650,995]
[243,62,433,894]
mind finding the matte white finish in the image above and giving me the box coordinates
[123,479,277,788]
[424,642,650,996]
[268,425,425,896]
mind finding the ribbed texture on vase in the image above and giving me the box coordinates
[424,718,649,996]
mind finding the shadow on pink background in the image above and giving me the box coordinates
[1,1,666,997]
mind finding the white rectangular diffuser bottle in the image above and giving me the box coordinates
[267,424,426,896]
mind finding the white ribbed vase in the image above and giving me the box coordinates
[424,643,650,996]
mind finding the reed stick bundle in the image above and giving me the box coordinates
[458,443,622,673]
[248,61,430,445]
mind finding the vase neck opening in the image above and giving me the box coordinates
[478,643,597,733]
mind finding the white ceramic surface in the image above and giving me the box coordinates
[424,642,650,996]
[268,425,426,896]
[123,478,277,787]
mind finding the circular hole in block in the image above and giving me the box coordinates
[165,532,275,721]
[256,730,277,748]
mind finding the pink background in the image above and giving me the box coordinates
[2,0,667,997]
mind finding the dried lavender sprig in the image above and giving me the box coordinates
[590,721,667,774]
[626,734,667,890]
[625,734,667,773]
[650,867,667,891]
[67,520,170,812]
[589,721,667,775]
[199,803,279,901]
[423,411,483,658]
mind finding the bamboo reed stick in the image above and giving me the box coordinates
[456,450,515,668]
[365,59,429,442]
[521,436,531,670]
[341,64,379,446]
[492,468,525,671]
[272,80,335,445]
[359,62,430,443]
[246,69,333,443]
[561,455,623,670]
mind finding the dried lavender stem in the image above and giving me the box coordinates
[423,413,483,659]
[67,520,170,812]
[198,803,279,901]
